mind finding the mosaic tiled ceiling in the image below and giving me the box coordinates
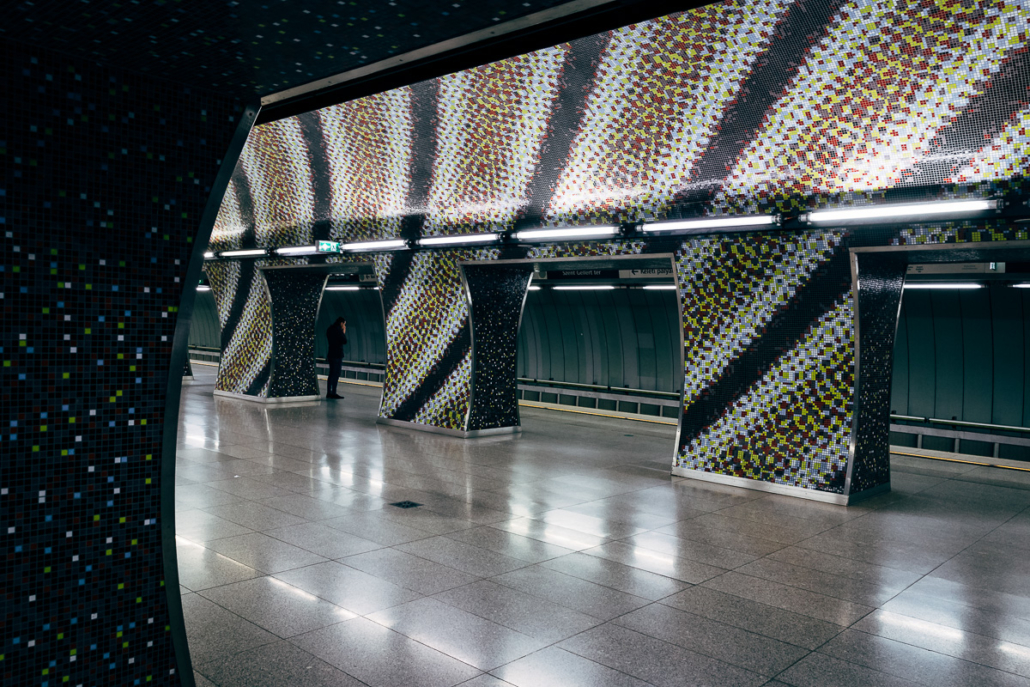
[3,0,580,95]
[211,0,1030,248]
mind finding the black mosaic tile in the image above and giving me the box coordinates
[1,40,243,687]
[4,0,573,96]
[465,264,534,432]
[265,269,326,398]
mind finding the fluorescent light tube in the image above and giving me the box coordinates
[528,286,542,291]
[325,286,361,291]
[642,285,677,290]
[275,245,320,256]
[203,251,215,259]
[196,285,211,291]
[806,199,997,223]
[1012,283,1030,289]
[642,215,775,232]
[514,226,618,241]
[219,249,267,258]
[552,285,616,291]
[903,283,982,290]
[420,233,498,246]
[341,239,407,251]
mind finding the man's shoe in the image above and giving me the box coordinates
[327,393,344,399]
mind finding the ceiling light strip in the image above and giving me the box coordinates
[419,233,499,247]
[642,215,776,233]
[903,283,983,290]
[515,226,618,241]
[805,199,998,224]
[218,249,268,258]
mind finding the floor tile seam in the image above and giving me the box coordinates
[356,609,543,674]
[485,566,652,620]
[190,634,283,675]
[830,625,1030,683]
[718,561,896,610]
[607,530,766,570]
[558,614,773,682]
[742,547,924,591]
[610,599,827,657]
[852,607,1030,675]
[485,644,660,687]
[438,530,574,564]
[393,539,533,575]
[425,585,600,648]
[195,561,355,618]
[699,571,873,626]
[651,593,850,653]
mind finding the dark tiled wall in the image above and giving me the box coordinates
[1,40,244,686]
[266,270,327,399]
[849,254,906,495]
[465,264,534,431]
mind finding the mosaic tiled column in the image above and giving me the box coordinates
[846,252,907,498]
[206,266,327,403]
[263,269,328,401]
[464,264,534,434]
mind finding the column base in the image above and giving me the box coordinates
[213,389,322,404]
[671,466,890,506]
[376,417,522,438]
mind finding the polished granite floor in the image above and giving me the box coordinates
[177,364,1030,687]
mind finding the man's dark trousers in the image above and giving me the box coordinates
[327,357,342,396]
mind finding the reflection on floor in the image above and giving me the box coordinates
[177,365,1030,687]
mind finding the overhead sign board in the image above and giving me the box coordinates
[619,268,675,279]
[317,240,340,253]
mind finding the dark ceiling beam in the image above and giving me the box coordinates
[256,0,719,125]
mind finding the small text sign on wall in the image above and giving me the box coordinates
[619,268,675,279]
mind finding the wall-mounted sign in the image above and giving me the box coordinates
[619,268,675,279]
[318,240,340,253]
[545,268,619,280]
[907,262,1005,275]
[359,273,377,282]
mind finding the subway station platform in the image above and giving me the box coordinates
[176,365,1030,687]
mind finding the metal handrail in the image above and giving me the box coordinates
[188,346,385,371]
[517,377,680,400]
[315,357,385,370]
[891,414,1030,435]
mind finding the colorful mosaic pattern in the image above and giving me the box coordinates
[548,1,790,224]
[208,181,246,253]
[205,0,1030,497]
[204,262,274,397]
[679,297,854,491]
[2,41,243,687]
[677,232,845,409]
[425,48,566,234]
[378,248,499,430]
[718,0,1028,209]
[320,90,413,242]
[240,118,317,248]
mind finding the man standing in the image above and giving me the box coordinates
[325,316,347,400]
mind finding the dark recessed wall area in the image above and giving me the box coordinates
[891,284,1030,459]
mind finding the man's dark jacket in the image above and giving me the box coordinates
[326,324,348,359]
